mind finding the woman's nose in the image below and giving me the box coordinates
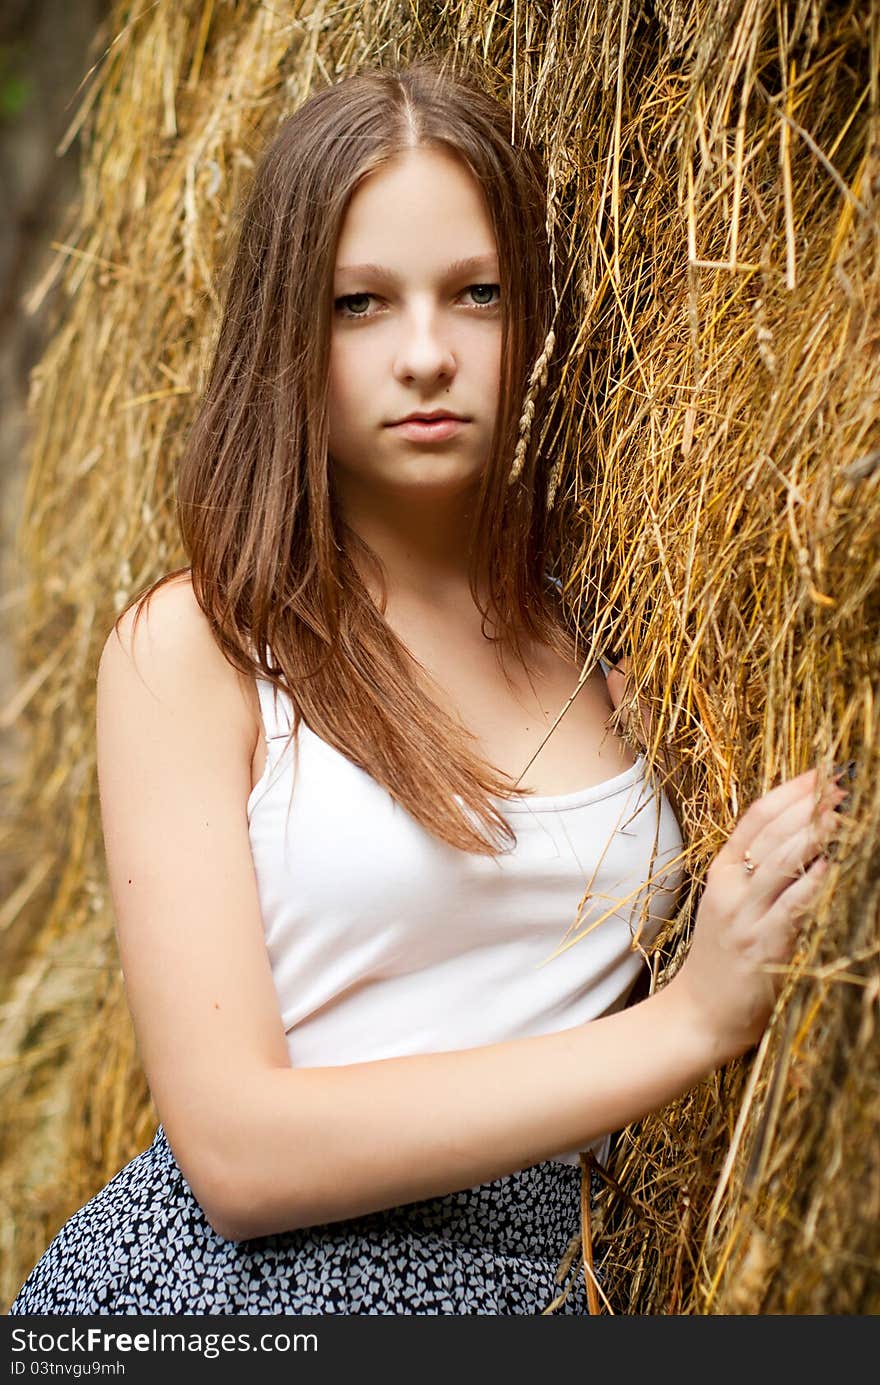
[392,307,457,381]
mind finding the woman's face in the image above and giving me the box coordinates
[327,145,502,508]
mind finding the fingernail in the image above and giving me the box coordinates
[832,760,856,811]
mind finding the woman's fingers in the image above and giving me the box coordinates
[761,852,830,961]
[717,768,842,874]
[749,805,841,909]
[720,768,817,864]
[678,762,845,1061]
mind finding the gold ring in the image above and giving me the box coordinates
[743,850,756,876]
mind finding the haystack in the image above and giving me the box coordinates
[1,0,877,1314]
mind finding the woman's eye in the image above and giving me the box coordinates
[334,293,374,319]
[465,283,501,309]
[333,284,501,320]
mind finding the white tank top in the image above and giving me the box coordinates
[246,659,685,1167]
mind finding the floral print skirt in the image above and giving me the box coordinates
[10,1125,600,1315]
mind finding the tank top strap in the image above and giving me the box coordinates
[249,639,295,742]
[255,676,295,742]
[544,574,614,682]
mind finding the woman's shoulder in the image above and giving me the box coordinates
[99,571,257,750]
[102,570,214,670]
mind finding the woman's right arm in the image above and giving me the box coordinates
[98,580,843,1242]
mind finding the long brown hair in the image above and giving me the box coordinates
[122,56,589,855]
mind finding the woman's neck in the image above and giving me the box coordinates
[336,480,488,610]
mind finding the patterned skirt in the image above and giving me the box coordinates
[10,1125,602,1315]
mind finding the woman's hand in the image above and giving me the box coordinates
[668,766,846,1065]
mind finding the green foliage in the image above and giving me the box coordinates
[0,42,34,122]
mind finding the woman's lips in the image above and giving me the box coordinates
[387,418,467,441]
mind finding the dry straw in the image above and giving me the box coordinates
[1,0,878,1313]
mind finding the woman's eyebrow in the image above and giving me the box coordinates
[335,254,499,282]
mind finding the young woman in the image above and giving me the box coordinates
[10,59,843,1316]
